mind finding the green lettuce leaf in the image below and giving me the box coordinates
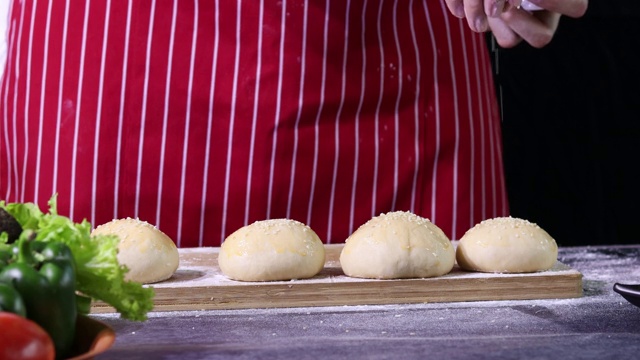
[1,195,154,321]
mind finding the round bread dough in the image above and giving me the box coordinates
[456,217,558,273]
[218,219,325,282]
[339,211,455,279]
[91,218,180,284]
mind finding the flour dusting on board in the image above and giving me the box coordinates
[151,247,579,289]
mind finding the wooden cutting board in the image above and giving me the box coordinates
[90,244,583,313]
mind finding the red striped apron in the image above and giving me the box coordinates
[0,0,508,247]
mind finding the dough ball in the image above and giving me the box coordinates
[218,219,325,282]
[92,218,180,284]
[339,211,455,279]
[456,217,558,273]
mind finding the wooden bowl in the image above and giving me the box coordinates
[66,315,116,360]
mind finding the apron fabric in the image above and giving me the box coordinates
[0,0,508,247]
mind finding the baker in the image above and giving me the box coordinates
[0,0,587,248]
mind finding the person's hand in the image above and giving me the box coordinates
[444,0,588,48]
[488,0,588,48]
[445,0,522,32]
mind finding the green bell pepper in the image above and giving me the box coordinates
[0,231,77,359]
[0,282,27,317]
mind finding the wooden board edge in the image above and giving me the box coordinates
[90,271,583,313]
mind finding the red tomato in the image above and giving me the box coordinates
[0,312,55,360]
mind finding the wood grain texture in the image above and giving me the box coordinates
[91,244,583,313]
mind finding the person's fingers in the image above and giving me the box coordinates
[445,0,487,32]
[464,0,489,32]
[447,0,549,34]
[489,0,583,49]
[486,0,505,17]
[499,8,561,48]
[487,17,522,48]
[524,0,588,18]
[444,0,466,18]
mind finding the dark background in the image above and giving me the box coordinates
[489,1,640,247]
